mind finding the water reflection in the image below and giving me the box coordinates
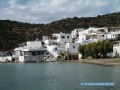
[0,62,120,90]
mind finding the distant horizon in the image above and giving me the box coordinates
[0,0,120,24]
[1,11,119,24]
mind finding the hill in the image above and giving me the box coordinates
[0,12,120,50]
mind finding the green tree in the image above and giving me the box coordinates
[78,40,113,59]
[78,45,85,59]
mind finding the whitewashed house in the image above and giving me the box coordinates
[14,47,24,57]
[43,32,73,57]
[65,43,80,54]
[52,32,72,44]
[46,45,60,57]
[14,41,49,62]
[43,27,108,58]
[14,41,42,56]
[44,32,72,45]
[104,32,120,40]
[42,36,49,43]
[112,42,120,57]
[47,42,81,60]
[75,28,96,44]
[42,27,120,59]
[71,28,84,39]
[18,48,48,62]
[75,27,107,45]
[26,41,42,48]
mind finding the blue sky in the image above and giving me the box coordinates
[0,0,120,23]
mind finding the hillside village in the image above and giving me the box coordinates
[1,26,120,62]
[1,12,120,52]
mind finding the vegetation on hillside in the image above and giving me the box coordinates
[0,12,120,50]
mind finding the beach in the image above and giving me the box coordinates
[80,58,120,67]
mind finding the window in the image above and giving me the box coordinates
[46,52,49,55]
[54,48,58,52]
[76,34,79,37]
[24,51,32,56]
[38,51,45,55]
[73,46,75,49]
[53,37,57,40]
[41,51,44,55]
[61,36,65,39]
[32,51,38,56]
[67,36,69,38]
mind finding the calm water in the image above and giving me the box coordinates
[0,62,120,90]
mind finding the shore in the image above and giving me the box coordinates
[80,58,120,67]
[1,57,120,67]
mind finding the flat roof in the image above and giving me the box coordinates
[22,48,47,51]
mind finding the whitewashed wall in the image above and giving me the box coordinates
[19,55,45,62]
[113,43,120,57]
[27,41,42,48]
[65,43,80,54]
[53,32,72,44]
[104,34,119,40]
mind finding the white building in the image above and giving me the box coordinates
[113,42,120,57]
[42,36,49,43]
[26,41,42,48]
[41,27,120,58]
[65,43,80,54]
[14,47,24,56]
[44,32,72,45]
[43,32,73,57]
[19,48,48,62]
[71,28,84,39]
[14,41,49,62]
[75,27,107,45]
[52,32,72,44]
[46,44,65,57]
[43,28,108,57]
[14,41,42,56]
[104,32,120,40]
